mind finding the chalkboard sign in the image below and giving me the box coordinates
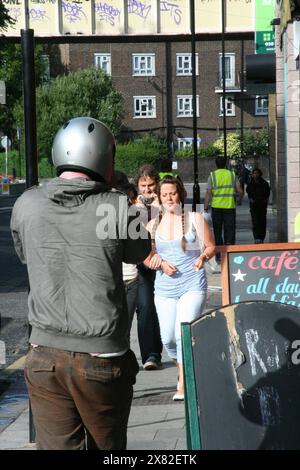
[221,243,300,307]
[182,301,300,450]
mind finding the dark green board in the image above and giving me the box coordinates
[182,301,300,450]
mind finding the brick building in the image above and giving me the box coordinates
[49,34,269,150]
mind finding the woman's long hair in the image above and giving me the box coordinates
[151,175,187,254]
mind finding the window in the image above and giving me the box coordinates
[177,137,200,150]
[94,54,111,75]
[219,53,235,87]
[176,53,199,76]
[220,95,235,116]
[177,95,199,117]
[134,96,156,118]
[255,96,268,115]
[41,54,50,83]
[132,54,155,76]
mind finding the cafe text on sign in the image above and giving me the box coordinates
[222,243,300,308]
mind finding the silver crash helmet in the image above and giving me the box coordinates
[52,117,115,182]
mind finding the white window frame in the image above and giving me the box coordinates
[94,53,111,75]
[255,96,268,115]
[177,137,200,150]
[132,54,155,76]
[133,96,156,118]
[176,53,199,76]
[177,95,199,117]
[219,53,235,87]
[219,95,235,116]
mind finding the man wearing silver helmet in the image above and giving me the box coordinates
[10,117,151,450]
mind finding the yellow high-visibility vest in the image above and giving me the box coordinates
[210,169,236,209]
[294,211,300,242]
[159,171,178,180]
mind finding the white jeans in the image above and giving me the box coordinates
[154,291,207,364]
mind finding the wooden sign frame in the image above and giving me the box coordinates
[221,242,300,306]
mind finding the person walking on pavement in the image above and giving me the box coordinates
[10,117,151,450]
[145,176,215,400]
[204,156,243,263]
[135,164,163,371]
[246,167,270,244]
[114,170,140,341]
[159,158,182,182]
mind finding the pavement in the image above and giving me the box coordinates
[0,197,277,450]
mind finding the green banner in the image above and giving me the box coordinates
[255,0,276,54]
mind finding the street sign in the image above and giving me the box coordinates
[255,0,276,54]
[1,136,11,149]
[1,177,10,195]
[0,136,11,178]
[0,81,5,105]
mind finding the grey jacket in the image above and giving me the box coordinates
[11,177,151,353]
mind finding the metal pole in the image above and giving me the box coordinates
[165,41,173,159]
[21,29,38,188]
[221,0,227,160]
[17,127,22,178]
[240,39,244,162]
[21,27,37,445]
[5,145,8,178]
[190,0,200,211]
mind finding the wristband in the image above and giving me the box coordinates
[201,253,210,262]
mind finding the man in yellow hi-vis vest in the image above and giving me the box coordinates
[204,156,243,263]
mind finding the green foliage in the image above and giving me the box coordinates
[0,151,55,178]
[213,132,241,158]
[174,146,194,159]
[174,143,221,159]
[213,129,269,159]
[13,67,124,161]
[243,128,269,158]
[115,135,167,177]
[0,44,47,138]
[0,135,166,179]
[173,129,268,160]
[0,3,15,30]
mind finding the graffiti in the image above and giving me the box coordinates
[61,1,87,23]
[160,1,181,25]
[7,7,21,21]
[31,0,57,4]
[128,0,151,20]
[30,8,48,21]
[95,2,121,26]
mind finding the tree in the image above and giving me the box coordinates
[14,67,124,160]
[0,3,15,31]
[0,44,47,139]
[213,129,269,159]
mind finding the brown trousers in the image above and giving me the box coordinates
[24,346,139,450]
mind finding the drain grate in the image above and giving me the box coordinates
[132,391,177,406]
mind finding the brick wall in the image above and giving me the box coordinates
[62,35,268,147]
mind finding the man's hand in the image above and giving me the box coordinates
[148,253,163,270]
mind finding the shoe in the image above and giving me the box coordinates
[143,357,162,371]
[173,392,184,401]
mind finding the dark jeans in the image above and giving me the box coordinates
[135,268,162,364]
[125,277,139,339]
[250,203,267,241]
[211,208,236,260]
[25,346,139,450]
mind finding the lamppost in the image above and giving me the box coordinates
[190,0,200,211]
[221,0,227,160]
